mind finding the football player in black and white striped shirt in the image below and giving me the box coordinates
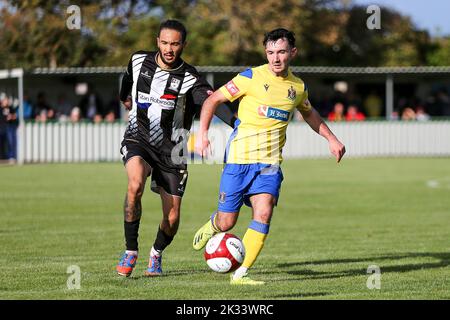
[116,20,236,277]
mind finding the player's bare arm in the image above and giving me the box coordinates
[195,90,229,157]
[301,107,346,162]
[119,61,133,111]
[122,96,132,111]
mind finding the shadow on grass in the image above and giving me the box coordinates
[259,252,449,298]
[272,252,450,281]
[126,269,212,280]
[269,292,331,299]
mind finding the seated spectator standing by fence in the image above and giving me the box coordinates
[23,94,34,120]
[364,90,383,118]
[345,104,366,121]
[56,93,73,121]
[35,92,55,122]
[328,102,345,121]
[79,86,104,123]
[0,93,7,160]
[401,107,416,121]
[70,107,81,123]
[6,97,18,162]
[415,105,430,121]
[105,94,122,122]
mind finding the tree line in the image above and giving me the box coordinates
[0,0,449,69]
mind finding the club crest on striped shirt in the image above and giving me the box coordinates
[170,78,181,91]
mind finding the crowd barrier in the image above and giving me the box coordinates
[18,121,450,163]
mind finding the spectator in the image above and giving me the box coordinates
[70,106,81,123]
[56,93,73,121]
[415,105,430,121]
[23,94,34,120]
[345,104,366,121]
[104,111,116,123]
[390,109,400,121]
[401,107,416,121]
[363,90,383,118]
[328,102,345,122]
[106,94,122,121]
[79,85,104,122]
[0,93,8,160]
[5,96,18,162]
[103,95,122,123]
[35,92,52,122]
[93,113,103,123]
[36,109,48,122]
[46,107,56,121]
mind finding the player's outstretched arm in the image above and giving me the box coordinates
[301,107,346,163]
[214,102,237,128]
[120,57,134,110]
[196,90,229,157]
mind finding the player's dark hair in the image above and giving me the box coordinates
[263,28,296,48]
[159,19,187,43]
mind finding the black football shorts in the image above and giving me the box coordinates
[120,140,188,197]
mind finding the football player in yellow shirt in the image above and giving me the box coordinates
[193,28,346,285]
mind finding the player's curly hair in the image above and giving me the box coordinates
[159,19,187,43]
[263,28,296,48]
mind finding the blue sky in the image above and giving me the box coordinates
[353,0,450,36]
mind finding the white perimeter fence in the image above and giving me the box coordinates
[18,121,450,164]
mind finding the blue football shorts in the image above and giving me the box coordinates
[217,163,284,213]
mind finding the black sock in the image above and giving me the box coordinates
[153,226,174,254]
[124,219,140,251]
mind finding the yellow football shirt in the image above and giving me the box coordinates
[219,64,311,164]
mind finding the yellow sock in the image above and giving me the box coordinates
[210,211,221,232]
[241,220,269,269]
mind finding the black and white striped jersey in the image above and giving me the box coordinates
[119,51,235,156]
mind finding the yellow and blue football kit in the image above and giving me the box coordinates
[208,64,312,274]
[217,64,311,213]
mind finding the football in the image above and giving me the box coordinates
[204,233,245,273]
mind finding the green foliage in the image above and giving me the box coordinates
[0,0,448,68]
[427,37,450,66]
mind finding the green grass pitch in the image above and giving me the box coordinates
[0,158,449,299]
